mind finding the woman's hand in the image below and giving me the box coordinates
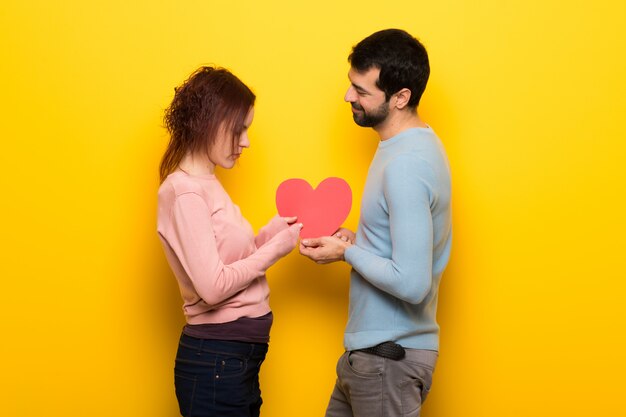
[274,221,303,256]
[333,227,356,244]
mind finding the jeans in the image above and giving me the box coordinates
[174,333,269,417]
[325,349,438,417]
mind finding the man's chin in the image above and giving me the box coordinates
[353,115,375,128]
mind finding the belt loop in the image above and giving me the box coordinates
[197,338,204,355]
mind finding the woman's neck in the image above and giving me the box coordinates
[178,152,215,176]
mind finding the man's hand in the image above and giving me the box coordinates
[299,235,352,264]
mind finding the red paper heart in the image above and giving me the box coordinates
[276,177,352,238]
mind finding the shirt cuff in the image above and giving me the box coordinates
[344,245,359,265]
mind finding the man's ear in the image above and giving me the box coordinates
[393,88,412,110]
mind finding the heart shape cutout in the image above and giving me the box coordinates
[276,177,352,238]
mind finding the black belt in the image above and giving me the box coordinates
[357,341,406,360]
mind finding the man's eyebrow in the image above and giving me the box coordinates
[351,81,370,94]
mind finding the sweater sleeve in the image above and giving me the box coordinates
[166,192,299,306]
[255,215,289,248]
[344,155,434,304]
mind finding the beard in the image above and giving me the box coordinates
[351,100,390,127]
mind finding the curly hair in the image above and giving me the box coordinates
[349,29,430,108]
[160,66,256,182]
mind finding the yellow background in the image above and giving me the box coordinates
[1,0,625,416]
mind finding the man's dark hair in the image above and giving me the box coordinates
[349,29,430,108]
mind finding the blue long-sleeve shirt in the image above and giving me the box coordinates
[344,127,452,351]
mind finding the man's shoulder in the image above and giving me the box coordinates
[382,131,450,190]
[394,129,449,170]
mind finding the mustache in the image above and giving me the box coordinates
[351,103,364,111]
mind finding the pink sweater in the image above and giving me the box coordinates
[157,171,299,325]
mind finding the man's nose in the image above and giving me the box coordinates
[344,86,357,102]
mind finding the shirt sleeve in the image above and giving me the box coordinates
[344,154,434,304]
[166,192,298,306]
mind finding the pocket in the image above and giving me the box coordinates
[400,378,423,417]
[174,370,198,417]
[338,352,384,417]
[216,355,247,379]
[346,351,384,378]
[398,360,434,416]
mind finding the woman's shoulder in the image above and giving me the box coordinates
[159,171,218,197]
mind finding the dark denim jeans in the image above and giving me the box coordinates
[174,333,269,417]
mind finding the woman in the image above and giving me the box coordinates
[157,66,301,417]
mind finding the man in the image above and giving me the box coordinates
[300,29,452,417]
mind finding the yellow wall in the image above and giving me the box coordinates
[1,1,625,416]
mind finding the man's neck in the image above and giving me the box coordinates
[375,110,427,141]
